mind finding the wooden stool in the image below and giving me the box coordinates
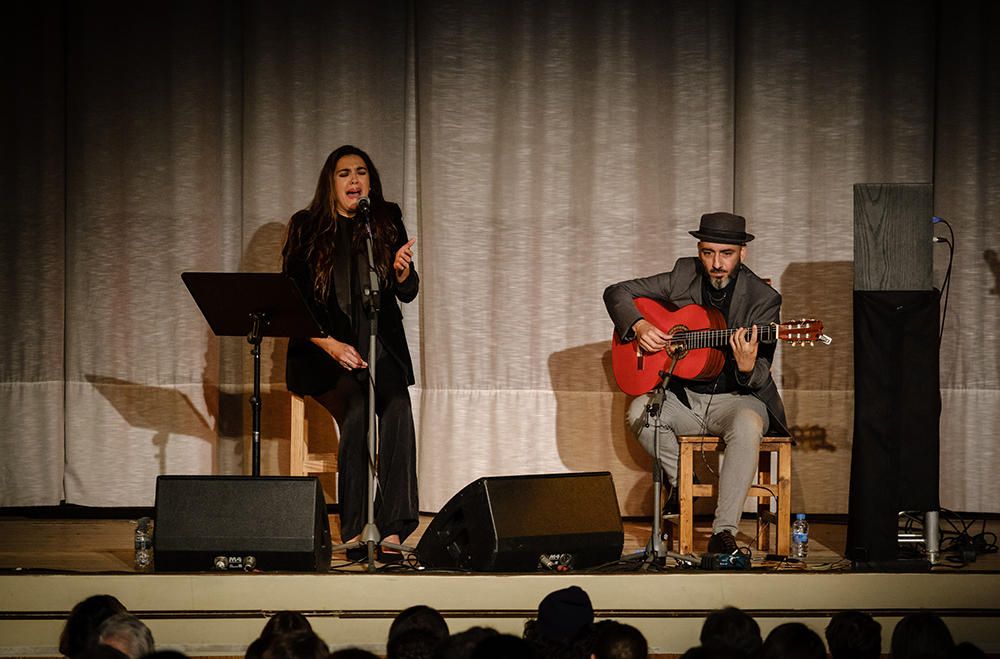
[671,435,792,555]
[289,393,338,478]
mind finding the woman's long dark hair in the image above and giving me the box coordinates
[282,145,399,303]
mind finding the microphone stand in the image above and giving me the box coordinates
[329,202,413,572]
[248,311,268,476]
[625,350,698,570]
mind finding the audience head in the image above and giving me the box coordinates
[761,623,826,659]
[825,611,881,659]
[951,642,987,659]
[59,594,128,657]
[388,628,441,659]
[891,612,954,659]
[592,620,647,659]
[470,633,534,659]
[97,613,155,659]
[680,647,749,659]
[700,607,762,656]
[389,606,450,646]
[261,629,329,659]
[246,637,267,659]
[435,627,498,659]
[534,585,594,643]
[523,585,596,659]
[262,612,314,638]
[246,611,315,659]
[73,645,130,659]
[328,650,377,659]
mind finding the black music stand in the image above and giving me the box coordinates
[182,272,325,477]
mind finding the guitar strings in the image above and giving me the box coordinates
[669,325,776,349]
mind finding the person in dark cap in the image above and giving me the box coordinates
[604,212,788,555]
[523,585,595,658]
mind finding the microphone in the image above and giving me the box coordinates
[931,216,945,224]
[356,196,374,239]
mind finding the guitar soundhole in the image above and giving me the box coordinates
[668,324,690,360]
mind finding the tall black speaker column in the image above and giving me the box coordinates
[847,290,940,562]
[847,183,940,565]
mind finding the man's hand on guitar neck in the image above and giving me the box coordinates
[632,319,674,354]
[730,324,759,374]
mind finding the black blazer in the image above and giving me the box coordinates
[284,203,418,396]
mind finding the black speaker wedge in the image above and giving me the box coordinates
[416,471,624,572]
[154,475,331,572]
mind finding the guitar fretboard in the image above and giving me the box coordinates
[670,324,776,349]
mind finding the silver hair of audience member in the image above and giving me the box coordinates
[98,613,155,659]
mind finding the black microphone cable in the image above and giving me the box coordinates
[931,216,955,347]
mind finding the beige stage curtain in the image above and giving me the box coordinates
[933,2,1000,509]
[1,0,998,515]
[1,5,66,505]
[412,0,736,515]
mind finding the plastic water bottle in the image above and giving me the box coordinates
[135,517,154,572]
[791,513,809,559]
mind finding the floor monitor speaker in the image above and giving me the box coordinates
[154,476,331,572]
[416,471,623,572]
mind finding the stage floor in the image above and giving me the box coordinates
[1,513,999,656]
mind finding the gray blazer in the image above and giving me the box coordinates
[603,256,789,436]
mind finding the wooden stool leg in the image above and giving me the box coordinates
[290,393,306,477]
[757,449,770,552]
[777,443,791,556]
[679,442,695,555]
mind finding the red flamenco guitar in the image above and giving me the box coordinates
[612,298,830,396]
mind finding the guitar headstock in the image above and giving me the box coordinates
[776,319,832,347]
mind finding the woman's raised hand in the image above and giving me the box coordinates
[394,238,416,283]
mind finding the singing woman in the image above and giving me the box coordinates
[281,145,418,562]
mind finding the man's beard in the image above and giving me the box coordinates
[709,273,730,289]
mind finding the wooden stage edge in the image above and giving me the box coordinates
[1,516,1000,655]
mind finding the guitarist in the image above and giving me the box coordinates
[603,212,789,556]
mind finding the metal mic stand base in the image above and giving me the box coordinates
[331,528,416,568]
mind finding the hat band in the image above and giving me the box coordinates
[697,227,748,239]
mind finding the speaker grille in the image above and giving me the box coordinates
[154,476,331,572]
[416,472,623,572]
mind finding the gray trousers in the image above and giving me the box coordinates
[628,389,769,535]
